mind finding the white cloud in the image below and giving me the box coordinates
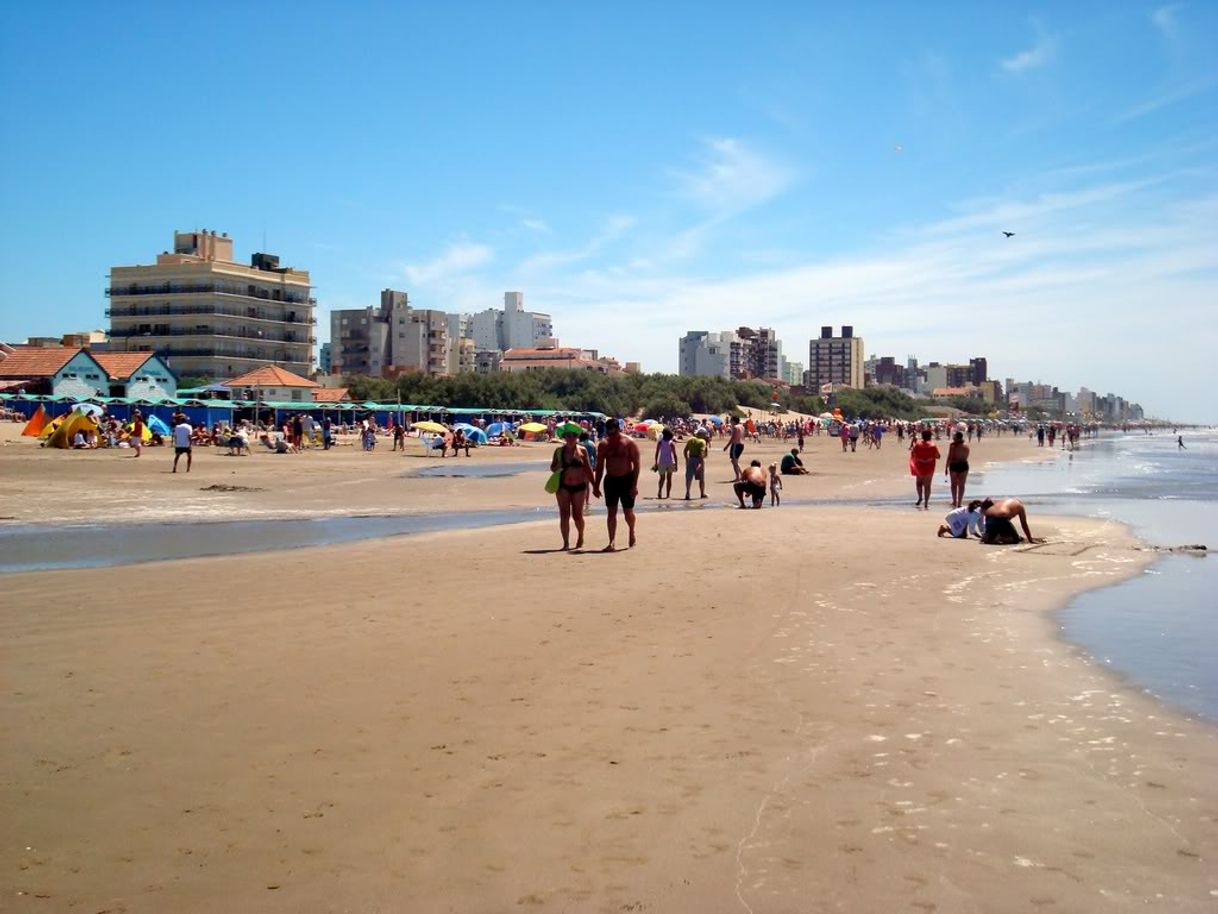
[512,176,1217,420]
[1151,4,1180,38]
[520,218,551,234]
[1000,35,1057,73]
[1114,78,1217,123]
[403,241,494,286]
[518,214,635,274]
[670,136,796,215]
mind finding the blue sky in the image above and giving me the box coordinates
[1,1,1215,420]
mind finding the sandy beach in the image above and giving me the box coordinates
[2,426,1216,912]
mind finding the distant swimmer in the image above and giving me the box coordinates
[1003,231,1015,238]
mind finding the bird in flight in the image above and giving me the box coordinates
[1003,231,1015,238]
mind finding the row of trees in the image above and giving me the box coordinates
[341,369,945,420]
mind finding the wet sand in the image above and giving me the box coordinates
[2,425,1216,911]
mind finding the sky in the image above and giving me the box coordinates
[1,1,1215,421]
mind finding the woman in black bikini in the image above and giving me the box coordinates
[945,430,970,508]
[551,426,593,550]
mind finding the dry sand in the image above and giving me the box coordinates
[1,423,1216,912]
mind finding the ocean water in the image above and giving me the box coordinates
[972,431,1217,724]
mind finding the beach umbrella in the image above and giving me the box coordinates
[462,427,488,444]
[486,421,511,437]
[413,420,449,434]
[707,416,723,425]
[71,402,104,418]
[646,424,666,440]
[633,422,650,434]
[518,422,548,433]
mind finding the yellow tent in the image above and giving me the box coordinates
[20,406,47,437]
[38,413,69,440]
[47,410,99,449]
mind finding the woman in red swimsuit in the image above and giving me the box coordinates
[908,429,941,509]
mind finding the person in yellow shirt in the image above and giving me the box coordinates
[683,432,708,499]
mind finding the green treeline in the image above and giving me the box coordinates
[343,370,945,418]
[345,370,798,417]
[344,370,938,418]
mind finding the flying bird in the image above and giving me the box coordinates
[1003,231,1015,238]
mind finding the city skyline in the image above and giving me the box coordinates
[1,3,1215,421]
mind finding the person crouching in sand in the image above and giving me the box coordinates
[734,460,767,509]
[937,499,984,539]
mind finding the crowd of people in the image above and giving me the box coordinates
[538,411,1052,552]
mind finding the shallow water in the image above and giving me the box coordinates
[975,432,1217,723]
[0,499,730,573]
[407,461,540,479]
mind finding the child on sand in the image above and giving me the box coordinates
[768,462,782,506]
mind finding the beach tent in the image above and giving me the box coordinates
[47,409,99,449]
[20,406,47,437]
[38,413,69,440]
[458,427,488,444]
[486,421,512,437]
[147,415,172,437]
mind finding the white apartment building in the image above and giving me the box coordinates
[679,330,735,378]
[107,230,315,381]
[469,292,553,352]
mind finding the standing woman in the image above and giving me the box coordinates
[909,429,941,509]
[945,430,971,508]
[551,424,593,550]
[653,427,679,499]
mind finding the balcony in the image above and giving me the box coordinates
[109,326,315,346]
[107,303,317,324]
[107,283,316,308]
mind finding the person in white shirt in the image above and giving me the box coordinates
[937,500,984,539]
[172,416,193,473]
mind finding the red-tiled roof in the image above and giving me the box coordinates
[312,387,351,402]
[224,365,318,388]
[502,347,582,359]
[0,347,80,379]
[92,352,156,381]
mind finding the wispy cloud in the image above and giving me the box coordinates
[1151,4,1181,38]
[511,174,1216,418]
[1000,28,1057,73]
[520,218,551,234]
[670,137,796,215]
[403,241,493,286]
[1114,77,1218,123]
[518,214,635,274]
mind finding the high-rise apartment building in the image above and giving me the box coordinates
[679,330,734,378]
[107,230,315,381]
[680,327,782,380]
[469,292,553,352]
[806,325,864,390]
[330,289,456,377]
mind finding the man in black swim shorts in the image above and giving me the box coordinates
[593,419,641,551]
[733,460,767,509]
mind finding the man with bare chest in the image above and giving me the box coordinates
[593,419,641,551]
